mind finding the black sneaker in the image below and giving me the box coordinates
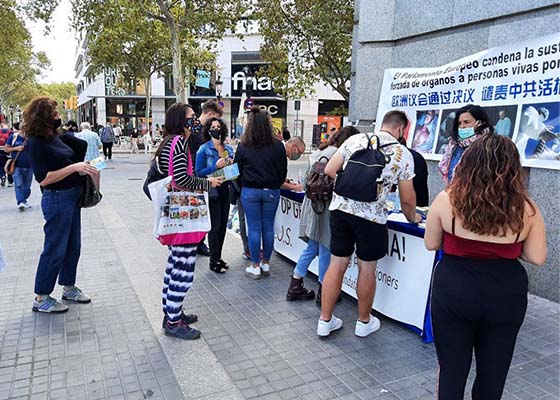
[162,313,198,328]
[0,176,5,187]
[164,320,201,340]
[197,242,211,257]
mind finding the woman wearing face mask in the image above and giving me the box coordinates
[438,104,493,183]
[234,107,287,279]
[196,118,234,274]
[156,103,223,340]
[25,97,98,313]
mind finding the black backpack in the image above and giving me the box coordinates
[305,156,334,214]
[334,134,398,202]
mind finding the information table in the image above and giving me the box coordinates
[273,190,439,343]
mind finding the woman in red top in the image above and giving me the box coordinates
[425,134,546,400]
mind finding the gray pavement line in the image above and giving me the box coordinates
[97,202,243,400]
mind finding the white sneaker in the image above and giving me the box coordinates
[17,203,25,211]
[355,317,381,337]
[245,265,261,279]
[260,263,270,276]
[23,201,31,209]
[317,315,343,337]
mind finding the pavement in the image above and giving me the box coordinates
[0,153,558,400]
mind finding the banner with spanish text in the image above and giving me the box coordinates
[376,33,560,170]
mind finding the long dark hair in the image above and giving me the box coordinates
[318,126,360,150]
[155,102,194,157]
[201,118,228,143]
[451,104,493,141]
[449,134,534,236]
[240,106,275,147]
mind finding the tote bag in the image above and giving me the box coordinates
[148,136,210,246]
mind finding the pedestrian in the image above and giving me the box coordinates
[0,124,14,187]
[156,103,222,339]
[4,122,33,210]
[76,122,102,161]
[130,128,139,154]
[193,100,224,257]
[318,111,421,337]
[438,104,493,183]
[143,131,152,154]
[398,136,429,207]
[286,126,360,302]
[113,124,122,145]
[25,97,99,313]
[425,134,546,399]
[100,122,115,160]
[196,118,234,274]
[234,106,287,279]
[65,120,79,136]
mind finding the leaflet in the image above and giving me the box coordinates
[210,163,240,181]
[89,156,107,170]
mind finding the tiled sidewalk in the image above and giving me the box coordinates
[0,154,558,400]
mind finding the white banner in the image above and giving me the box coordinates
[376,33,560,170]
[274,196,436,330]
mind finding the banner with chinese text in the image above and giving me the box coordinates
[376,33,560,170]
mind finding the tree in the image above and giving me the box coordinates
[255,0,354,101]
[0,0,51,115]
[139,0,249,102]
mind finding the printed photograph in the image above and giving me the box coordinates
[436,109,457,154]
[412,110,439,154]
[483,105,517,139]
[516,101,560,162]
[169,206,180,219]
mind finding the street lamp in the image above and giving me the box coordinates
[215,75,223,101]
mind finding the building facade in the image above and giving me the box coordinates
[74,27,347,146]
[350,0,560,302]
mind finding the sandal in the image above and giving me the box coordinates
[209,262,227,274]
[218,259,229,270]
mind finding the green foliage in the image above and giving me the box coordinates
[255,0,354,101]
[0,0,51,112]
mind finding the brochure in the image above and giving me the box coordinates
[210,163,240,181]
[89,156,107,170]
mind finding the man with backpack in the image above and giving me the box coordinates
[317,110,421,338]
[100,122,115,161]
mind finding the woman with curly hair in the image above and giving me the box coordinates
[25,97,99,313]
[425,134,547,399]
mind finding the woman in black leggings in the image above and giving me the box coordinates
[425,134,547,399]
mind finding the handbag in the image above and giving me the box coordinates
[3,133,22,175]
[78,174,103,208]
[148,136,210,246]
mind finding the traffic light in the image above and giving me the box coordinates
[70,96,78,110]
[62,100,68,110]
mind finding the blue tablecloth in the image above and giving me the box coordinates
[280,190,438,343]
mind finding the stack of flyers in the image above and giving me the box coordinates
[89,156,107,170]
[210,163,240,181]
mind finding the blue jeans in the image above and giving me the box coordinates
[34,186,82,295]
[13,167,33,204]
[293,239,331,283]
[241,188,280,264]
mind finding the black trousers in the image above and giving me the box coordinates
[102,142,113,160]
[208,185,230,264]
[431,255,528,400]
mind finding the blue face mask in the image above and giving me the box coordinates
[458,127,476,140]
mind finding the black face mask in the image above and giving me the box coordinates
[53,118,62,129]
[209,129,221,140]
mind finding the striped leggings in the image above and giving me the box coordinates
[162,245,197,323]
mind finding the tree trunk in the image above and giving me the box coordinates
[155,0,186,103]
[145,76,152,136]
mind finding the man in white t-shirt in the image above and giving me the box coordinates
[318,110,421,338]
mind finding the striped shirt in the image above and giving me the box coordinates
[75,130,101,161]
[158,136,210,192]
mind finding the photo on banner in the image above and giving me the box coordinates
[376,32,560,169]
[516,101,560,163]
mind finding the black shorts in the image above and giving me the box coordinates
[330,210,388,262]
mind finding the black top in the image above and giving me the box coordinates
[27,133,87,190]
[407,147,429,207]
[157,136,210,191]
[234,140,287,189]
